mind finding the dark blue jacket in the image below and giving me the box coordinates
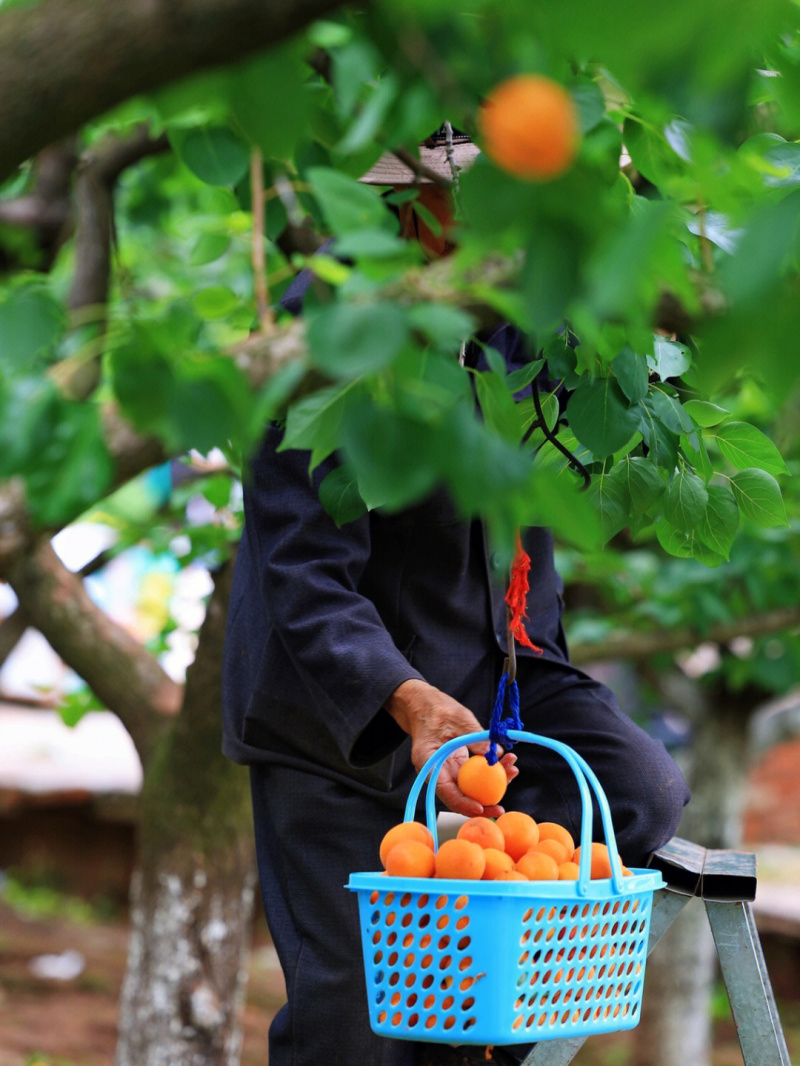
[222,298,569,795]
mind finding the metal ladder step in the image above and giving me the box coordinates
[521,837,791,1066]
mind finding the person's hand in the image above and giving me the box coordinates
[385,678,518,817]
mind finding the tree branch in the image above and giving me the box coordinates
[0,137,77,269]
[0,0,348,185]
[52,125,170,400]
[0,545,114,677]
[4,537,181,764]
[569,606,800,665]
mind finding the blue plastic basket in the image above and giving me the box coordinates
[347,729,665,1045]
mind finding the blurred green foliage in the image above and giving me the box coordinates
[1,0,798,571]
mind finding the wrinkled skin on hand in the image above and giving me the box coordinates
[386,677,518,817]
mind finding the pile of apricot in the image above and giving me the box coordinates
[380,755,632,881]
[380,814,632,882]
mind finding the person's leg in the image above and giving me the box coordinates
[249,763,415,1066]
[508,660,689,867]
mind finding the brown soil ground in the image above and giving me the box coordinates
[0,901,282,1066]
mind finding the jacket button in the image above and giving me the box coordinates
[490,552,502,570]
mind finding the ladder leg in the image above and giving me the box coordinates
[704,899,791,1066]
[520,888,692,1066]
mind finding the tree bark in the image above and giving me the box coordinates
[4,537,180,762]
[0,0,346,184]
[116,557,258,1066]
[569,606,800,665]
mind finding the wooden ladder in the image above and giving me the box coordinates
[523,837,791,1066]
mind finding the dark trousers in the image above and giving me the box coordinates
[248,662,689,1066]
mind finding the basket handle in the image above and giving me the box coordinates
[403,729,626,894]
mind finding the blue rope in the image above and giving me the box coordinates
[485,673,523,765]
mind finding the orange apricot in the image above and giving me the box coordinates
[515,850,560,881]
[528,838,570,866]
[537,822,575,860]
[457,755,508,807]
[457,816,506,851]
[495,810,539,861]
[573,842,614,879]
[385,839,436,878]
[379,822,434,868]
[478,74,581,181]
[481,847,515,880]
[557,862,581,881]
[434,838,486,880]
[494,869,528,881]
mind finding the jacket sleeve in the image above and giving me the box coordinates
[241,423,424,767]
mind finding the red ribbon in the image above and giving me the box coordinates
[504,534,542,653]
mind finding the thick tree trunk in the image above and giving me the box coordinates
[116,558,257,1065]
[0,0,346,184]
[631,671,754,1066]
[118,845,256,1066]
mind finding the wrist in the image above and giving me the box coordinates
[385,678,430,734]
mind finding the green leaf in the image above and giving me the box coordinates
[647,388,694,435]
[638,400,680,470]
[306,301,410,378]
[759,139,800,188]
[680,429,714,483]
[192,285,241,318]
[617,455,665,514]
[227,42,310,160]
[683,399,730,427]
[612,348,649,404]
[0,284,64,372]
[171,125,251,187]
[318,464,367,525]
[337,72,399,154]
[711,421,789,476]
[188,232,230,266]
[166,355,252,454]
[648,336,692,380]
[655,518,695,559]
[664,467,709,532]
[248,360,308,435]
[301,254,351,286]
[572,78,607,132]
[109,325,175,435]
[341,401,438,511]
[519,388,559,445]
[589,466,630,537]
[655,519,725,566]
[523,224,581,332]
[587,199,675,321]
[331,38,382,117]
[0,375,61,477]
[407,304,476,353]
[24,403,114,526]
[567,377,640,457]
[505,359,544,395]
[623,119,686,189]
[473,369,524,442]
[730,468,788,527]
[109,322,250,454]
[696,483,739,560]
[333,229,411,260]
[306,166,393,235]
[279,381,360,468]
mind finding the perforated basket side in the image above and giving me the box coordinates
[349,871,660,1045]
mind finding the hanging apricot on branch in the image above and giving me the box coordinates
[478,74,581,181]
